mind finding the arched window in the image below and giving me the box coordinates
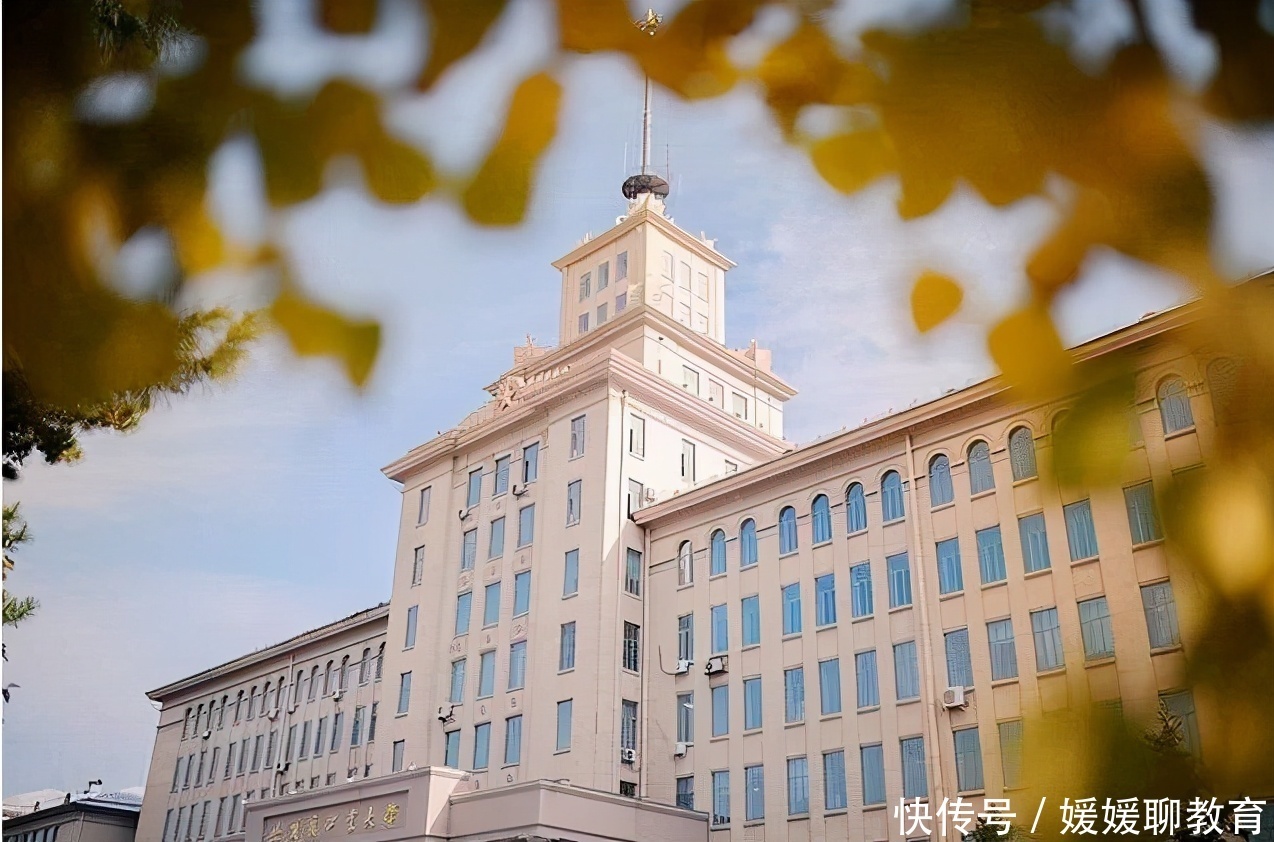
[247,686,259,719]
[739,519,758,567]
[968,442,994,494]
[195,704,205,733]
[846,484,867,533]
[1207,357,1239,425]
[262,682,273,712]
[778,506,798,554]
[182,708,192,740]
[234,691,245,723]
[811,495,832,543]
[359,648,371,685]
[710,530,727,576]
[293,671,303,704]
[1008,427,1037,481]
[678,541,694,586]
[218,695,228,729]
[322,662,333,696]
[308,666,320,701]
[881,471,905,522]
[375,643,385,680]
[1157,377,1194,434]
[339,656,350,690]
[928,455,954,507]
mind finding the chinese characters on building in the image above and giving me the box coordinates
[262,802,402,842]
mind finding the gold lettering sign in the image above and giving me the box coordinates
[261,802,403,842]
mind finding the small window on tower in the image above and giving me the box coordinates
[579,272,591,301]
[615,293,628,313]
[617,251,628,280]
[597,303,608,325]
[597,262,609,290]
[662,252,674,278]
[678,262,691,290]
[578,313,589,335]
[696,272,708,298]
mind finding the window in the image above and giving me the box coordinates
[778,506,798,554]
[570,415,586,458]
[489,458,509,498]
[350,708,365,750]
[977,526,1007,584]
[676,776,694,810]
[1125,482,1162,544]
[681,440,696,482]
[1064,499,1099,561]
[624,548,642,595]
[987,619,1019,680]
[449,660,466,703]
[627,478,644,516]
[732,392,748,420]
[850,563,873,618]
[929,454,954,506]
[709,379,724,406]
[824,750,848,811]
[697,271,709,298]
[744,765,765,821]
[566,480,581,525]
[466,468,482,508]
[522,442,539,483]
[781,583,802,634]
[815,574,837,626]
[1206,357,1239,424]
[483,581,501,626]
[613,251,627,280]
[518,503,535,546]
[417,486,431,524]
[629,415,645,457]
[556,700,573,751]
[331,711,344,752]
[711,604,728,653]
[787,757,809,815]
[1159,690,1200,755]
[504,715,522,765]
[711,684,730,736]
[1019,513,1051,573]
[682,365,699,394]
[946,628,973,687]
[1031,608,1064,671]
[784,666,805,722]
[513,570,530,616]
[508,641,527,690]
[1141,581,1181,649]
[711,771,731,827]
[404,606,418,648]
[881,471,905,521]
[890,641,918,700]
[471,722,490,770]
[477,651,495,697]
[811,495,832,543]
[620,700,639,750]
[486,518,505,561]
[954,728,984,791]
[358,649,371,684]
[251,735,264,771]
[397,673,412,714]
[1009,427,1037,481]
[710,530,727,575]
[615,292,628,312]
[455,591,472,636]
[739,519,757,567]
[677,613,694,661]
[901,736,928,798]
[819,658,842,714]
[993,718,1024,784]
[743,677,763,729]
[677,692,695,741]
[443,731,459,768]
[461,528,477,571]
[968,441,995,494]
[678,541,694,586]
[597,261,609,290]
[579,272,591,300]
[846,483,867,532]
[1158,377,1194,434]
[861,744,885,805]
[563,549,579,597]
[623,622,641,671]
[1079,597,1115,659]
[368,701,378,741]
[559,622,576,670]
[936,538,963,594]
[888,551,913,608]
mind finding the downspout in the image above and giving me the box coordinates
[639,484,653,800]
[612,390,630,793]
[904,433,947,819]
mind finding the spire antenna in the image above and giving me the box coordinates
[622,10,670,206]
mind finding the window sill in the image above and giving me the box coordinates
[958,789,987,797]
[743,726,762,735]
[889,604,913,614]
[812,540,833,549]
[930,502,955,514]
[403,645,415,652]
[990,677,1019,688]
[553,749,570,755]
[1011,476,1039,488]
[939,591,964,602]
[740,562,758,571]
[516,542,533,550]
[1071,555,1099,566]
[825,809,848,817]
[784,720,803,729]
[816,623,838,632]
[782,632,802,641]
[629,452,644,461]
[981,579,1008,591]
[565,521,580,529]
[744,821,765,828]
[623,590,642,601]
[1023,567,1052,580]
[501,763,520,770]
[709,572,727,581]
[1083,656,1116,668]
[710,735,729,743]
[742,643,760,652]
[778,551,798,560]
[513,611,528,619]
[558,668,574,675]
[970,489,996,501]
[787,815,810,823]
[862,804,887,813]
[819,713,842,722]
[852,614,874,624]
[1036,666,1066,677]
[677,582,695,591]
[1150,644,1184,656]
[562,592,578,600]
[882,517,905,526]
[1163,426,1197,441]
[846,529,868,539]
[1131,538,1165,550]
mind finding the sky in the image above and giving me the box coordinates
[4,0,1273,798]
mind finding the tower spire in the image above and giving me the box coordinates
[622,10,670,205]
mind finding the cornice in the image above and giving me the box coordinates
[640,306,798,399]
[551,206,736,271]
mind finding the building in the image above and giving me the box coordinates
[136,164,1271,842]
[2,790,142,842]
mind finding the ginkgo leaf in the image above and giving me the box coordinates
[808,129,895,195]
[319,0,379,34]
[268,284,381,388]
[987,305,1072,399]
[417,0,509,90]
[910,271,963,334]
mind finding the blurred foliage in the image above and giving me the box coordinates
[3,505,39,631]
[4,0,1274,814]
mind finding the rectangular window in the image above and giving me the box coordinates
[708,380,724,407]
[887,551,913,608]
[787,757,809,816]
[331,711,344,752]
[855,651,879,708]
[411,545,425,586]
[579,272,591,300]
[782,583,802,634]
[477,651,495,697]
[461,528,477,571]
[697,271,709,298]
[455,591,472,637]
[563,549,579,597]
[508,641,527,690]
[824,750,848,811]
[312,716,327,760]
[467,468,482,508]
[946,628,973,687]
[711,770,730,827]
[615,292,627,313]
[710,604,728,653]
[819,658,842,714]
[596,303,608,324]
[627,478,644,517]
[743,677,763,730]
[239,737,249,771]
[850,562,873,617]
[901,736,928,798]
[1064,499,1099,560]
[616,251,628,280]
[517,504,535,546]
[987,618,1019,680]
[620,700,639,750]
[504,715,522,766]
[443,731,459,768]
[172,756,184,792]
[368,702,378,743]
[391,739,405,773]
[251,735,263,772]
[662,251,674,278]
[449,660,466,704]
[681,440,696,481]
[417,486,431,525]
[483,581,502,627]
[1031,607,1064,671]
[473,722,490,770]
[522,442,539,483]
[566,480,582,525]
[623,622,641,672]
[578,312,589,334]
[682,365,700,393]
[488,517,505,559]
[815,574,837,626]
[1160,690,1200,755]
[493,456,510,496]
[741,595,760,646]
[1125,481,1162,544]
[1141,581,1181,649]
[556,700,573,751]
[624,548,642,596]
[894,641,920,700]
[597,261,609,290]
[513,570,531,616]
[397,672,412,714]
[629,415,646,457]
[570,415,586,458]
[676,776,694,811]
[744,765,765,821]
[351,707,365,747]
[711,684,730,736]
[559,622,576,671]
[977,526,1007,584]
[954,727,985,792]
[677,614,694,661]
[784,666,805,723]
[1019,513,1052,573]
[404,605,418,648]
[677,692,695,741]
[861,744,885,806]
[999,720,1024,789]
[1079,597,1115,659]
[732,393,748,420]
[937,538,964,594]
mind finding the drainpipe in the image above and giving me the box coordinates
[639,485,653,801]
[904,433,947,823]
[612,390,630,794]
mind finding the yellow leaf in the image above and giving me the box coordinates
[1051,372,1136,487]
[809,129,895,195]
[319,0,378,34]
[987,305,1072,399]
[418,0,509,90]
[268,284,381,388]
[909,271,963,333]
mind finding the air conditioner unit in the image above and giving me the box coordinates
[942,687,967,709]
[331,690,345,702]
[674,742,689,758]
[201,730,212,740]
[672,659,692,675]
[704,656,728,676]
[512,484,528,497]
[643,488,657,502]
[273,762,289,774]
[619,748,637,764]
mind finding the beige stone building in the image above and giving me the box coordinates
[136,172,1269,842]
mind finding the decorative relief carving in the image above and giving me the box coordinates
[484,563,500,582]
[457,571,474,591]
[510,620,528,641]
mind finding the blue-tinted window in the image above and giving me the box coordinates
[739,519,758,567]
[929,455,954,506]
[987,619,1018,680]
[968,441,994,494]
[850,563,873,618]
[860,745,885,806]
[846,484,867,533]
[1009,427,1037,481]
[743,677,763,730]
[1079,597,1115,659]
[779,506,798,554]
[887,552,912,608]
[782,583,802,634]
[711,685,729,736]
[824,750,848,811]
[953,728,984,792]
[812,495,832,543]
[977,526,1007,584]
[815,574,837,626]
[710,530,727,576]
[894,641,920,700]
[741,595,760,647]
[901,736,928,798]
[937,538,963,594]
[945,628,973,687]
[1064,499,1099,561]
[1019,513,1051,573]
[881,471,905,521]
[818,658,842,715]
[855,651,879,708]
[711,604,728,653]
[784,667,805,722]
[1031,608,1064,671]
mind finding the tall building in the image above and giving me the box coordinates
[136,164,1271,842]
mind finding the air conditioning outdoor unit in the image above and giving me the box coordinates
[332,690,345,702]
[704,656,728,676]
[673,659,692,675]
[942,686,967,709]
[273,762,289,774]
[201,730,212,740]
[620,748,637,764]
[674,742,689,758]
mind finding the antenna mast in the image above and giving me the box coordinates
[636,9,662,176]
[620,10,671,206]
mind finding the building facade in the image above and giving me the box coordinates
[3,791,142,842]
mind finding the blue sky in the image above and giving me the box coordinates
[4,0,1273,797]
